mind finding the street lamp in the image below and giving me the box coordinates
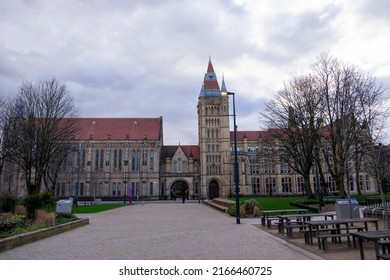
[222,91,240,224]
[74,143,81,207]
[314,146,322,212]
[123,160,129,204]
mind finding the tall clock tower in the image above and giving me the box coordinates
[197,58,232,199]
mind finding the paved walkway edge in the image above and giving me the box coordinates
[0,218,89,252]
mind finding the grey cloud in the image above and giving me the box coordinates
[358,0,390,21]
[264,5,341,63]
[1,0,388,144]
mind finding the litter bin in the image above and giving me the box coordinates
[56,199,72,214]
[334,199,360,219]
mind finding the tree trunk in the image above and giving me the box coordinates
[304,176,314,198]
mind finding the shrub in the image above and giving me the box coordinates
[0,192,16,213]
[227,203,237,216]
[11,224,46,236]
[227,200,260,217]
[243,199,260,217]
[55,212,79,225]
[240,205,247,217]
[0,215,26,232]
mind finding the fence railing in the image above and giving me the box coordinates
[365,197,390,208]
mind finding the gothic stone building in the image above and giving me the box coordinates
[1,59,378,200]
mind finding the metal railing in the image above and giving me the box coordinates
[362,197,390,218]
[365,197,390,208]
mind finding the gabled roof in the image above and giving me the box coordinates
[74,117,163,141]
[161,145,200,161]
[232,125,341,144]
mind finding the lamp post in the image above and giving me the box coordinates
[314,146,322,212]
[74,143,81,207]
[222,91,240,224]
[123,160,129,204]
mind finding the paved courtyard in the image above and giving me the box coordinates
[0,201,321,260]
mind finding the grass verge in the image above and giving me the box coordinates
[230,196,308,211]
[72,203,129,214]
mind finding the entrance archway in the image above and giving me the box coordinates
[170,181,189,199]
[208,180,219,199]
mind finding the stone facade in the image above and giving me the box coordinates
[0,59,379,199]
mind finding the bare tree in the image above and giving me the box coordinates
[6,78,79,195]
[262,53,389,203]
[312,55,355,197]
[262,75,322,198]
[43,142,73,194]
[0,96,7,190]
[354,72,389,227]
[0,96,19,193]
[311,54,384,199]
[0,96,6,179]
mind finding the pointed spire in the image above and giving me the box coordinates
[221,74,227,93]
[199,57,220,97]
[207,57,215,73]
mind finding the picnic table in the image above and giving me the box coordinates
[277,213,335,237]
[261,209,308,228]
[305,217,380,251]
[351,229,390,260]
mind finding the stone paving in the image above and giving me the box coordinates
[0,201,321,260]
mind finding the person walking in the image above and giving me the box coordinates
[171,188,176,201]
[182,190,188,203]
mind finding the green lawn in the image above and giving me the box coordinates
[231,194,390,212]
[72,203,130,214]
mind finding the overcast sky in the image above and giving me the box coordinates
[1,0,389,145]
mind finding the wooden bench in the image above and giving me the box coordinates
[377,239,390,256]
[261,209,308,228]
[376,240,390,259]
[317,233,350,251]
[376,253,390,260]
[266,217,279,228]
[285,223,307,238]
[338,226,365,247]
[301,228,337,244]
[346,225,365,232]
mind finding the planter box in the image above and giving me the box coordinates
[0,218,89,252]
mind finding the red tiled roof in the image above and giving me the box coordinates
[230,130,274,141]
[203,80,220,90]
[74,117,163,141]
[161,145,200,161]
[231,127,335,143]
